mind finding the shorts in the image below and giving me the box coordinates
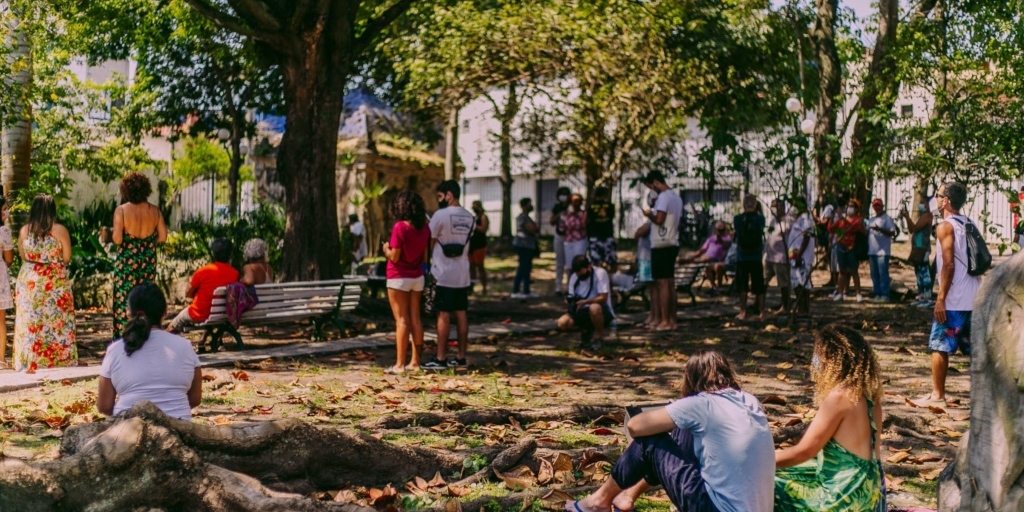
[387,276,425,292]
[434,286,469,313]
[837,246,859,271]
[929,311,972,355]
[169,308,199,332]
[735,260,766,295]
[468,248,487,265]
[588,237,618,265]
[572,303,613,332]
[790,260,812,290]
[651,246,680,280]
[764,262,791,288]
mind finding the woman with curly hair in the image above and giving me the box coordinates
[774,324,884,511]
[111,172,167,338]
[568,350,775,512]
[381,191,430,374]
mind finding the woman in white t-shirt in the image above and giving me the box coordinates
[98,283,202,420]
[568,350,775,512]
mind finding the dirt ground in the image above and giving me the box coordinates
[0,250,962,509]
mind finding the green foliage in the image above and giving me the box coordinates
[165,203,286,272]
[169,136,230,196]
[63,199,118,280]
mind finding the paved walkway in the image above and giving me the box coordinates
[0,302,741,394]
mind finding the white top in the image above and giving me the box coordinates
[567,266,615,317]
[764,215,791,264]
[350,221,368,261]
[867,213,897,256]
[788,213,816,267]
[429,206,475,288]
[100,330,201,420]
[937,215,981,311]
[665,388,775,512]
[0,226,14,308]
[650,189,684,246]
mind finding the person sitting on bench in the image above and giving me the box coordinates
[168,238,239,334]
[557,255,615,350]
[567,350,775,512]
[682,221,732,294]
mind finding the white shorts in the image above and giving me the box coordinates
[387,276,425,292]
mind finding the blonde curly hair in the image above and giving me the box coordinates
[811,324,883,405]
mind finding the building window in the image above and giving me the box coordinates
[900,104,913,118]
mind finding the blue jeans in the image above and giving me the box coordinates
[868,255,890,298]
[611,429,719,512]
[513,247,534,294]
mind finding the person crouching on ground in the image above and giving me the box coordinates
[557,255,615,350]
[168,238,239,335]
[99,283,202,420]
[567,350,775,512]
[774,324,884,510]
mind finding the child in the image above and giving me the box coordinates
[774,324,884,510]
[168,238,239,333]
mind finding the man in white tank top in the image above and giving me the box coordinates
[919,182,980,406]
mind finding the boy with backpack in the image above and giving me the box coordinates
[733,194,767,321]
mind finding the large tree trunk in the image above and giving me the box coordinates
[940,252,1024,510]
[1,7,31,204]
[498,83,519,242]
[277,48,348,280]
[810,0,842,192]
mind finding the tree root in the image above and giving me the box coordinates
[1,415,375,512]
[59,402,464,493]
[372,404,637,430]
[431,485,601,512]
[454,436,538,486]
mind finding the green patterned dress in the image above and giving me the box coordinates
[774,399,882,511]
[112,230,157,337]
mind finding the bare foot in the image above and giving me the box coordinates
[736,312,748,321]
[773,307,787,316]
[758,313,768,321]
[565,498,607,512]
[611,494,636,512]
[405,362,421,371]
[385,365,405,375]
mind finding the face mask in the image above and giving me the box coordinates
[918,204,926,213]
[438,199,449,209]
[847,208,857,216]
[558,195,568,203]
[811,353,822,373]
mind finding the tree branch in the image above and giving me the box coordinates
[226,0,283,32]
[183,0,262,40]
[354,0,416,53]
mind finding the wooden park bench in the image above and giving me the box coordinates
[675,263,706,305]
[184,278,367,353]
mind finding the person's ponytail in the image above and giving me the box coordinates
[122,282,167,357]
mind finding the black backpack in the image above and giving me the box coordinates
[735,213,764,255]
[950,217,992,276]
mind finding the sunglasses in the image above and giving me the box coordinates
[936,193,947,199]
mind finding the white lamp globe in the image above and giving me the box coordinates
[800,119,815,135]
[786,97,802,114]
[217,128,231,141]
[239,143,249,156]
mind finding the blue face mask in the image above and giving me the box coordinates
[918,204,926,213]
[811,353,822,373]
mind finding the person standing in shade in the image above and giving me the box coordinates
[900,198,934,309]
[866,199,897,302]
[551,187,571,295]
[917,182,980,407]
[512,197,539,299]
[381,191,430,374]
[422,181,475,370]
[828,200,866,302]
[642,171,683,331]
[111,172,167,338]
[562,193,589,271]
[468,201,490,294]
[788,197,816,318]
[348,214,368,274]
[733,195,767,321]
[587,186,617,270]
[764,198,792,315]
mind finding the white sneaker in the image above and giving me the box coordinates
[856,295,864,303]
[511,293,525,299]
[832,293,845,302]
[525,292,540,299]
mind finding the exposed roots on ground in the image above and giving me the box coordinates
[371,404,652,430]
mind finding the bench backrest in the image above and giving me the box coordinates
[204,279,364,326]
[675,264,705,285]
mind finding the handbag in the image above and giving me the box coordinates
[650,213,678,249]
[907,246,927,266]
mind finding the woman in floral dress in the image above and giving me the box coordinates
[14,194,76,372]
[111,172,166,338]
